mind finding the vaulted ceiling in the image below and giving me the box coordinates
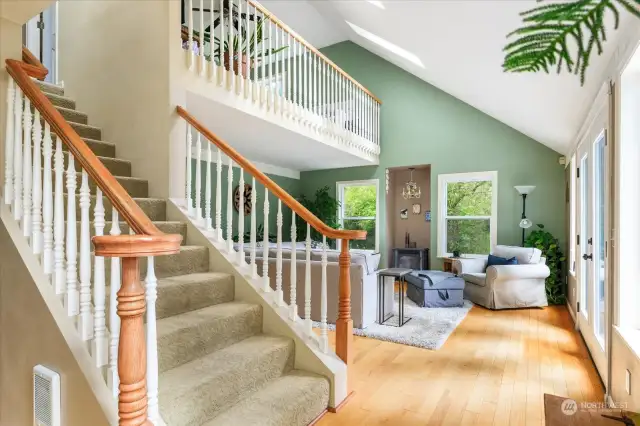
[260,0,636,154]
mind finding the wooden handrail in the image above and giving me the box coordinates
[6,59,179,240]
[21,46,48,80]
[180,2,381,104]
[176,106,366,242]
[247,1,381,105]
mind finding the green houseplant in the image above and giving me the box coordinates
[524,224,567,305]
[296,186,340,244]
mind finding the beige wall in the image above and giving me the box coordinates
[389,167,431,251]
[0,223,109,426]
[58,0,186,199]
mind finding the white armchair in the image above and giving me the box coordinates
[452,245,550,309]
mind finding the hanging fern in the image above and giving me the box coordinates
[503,0,640,85]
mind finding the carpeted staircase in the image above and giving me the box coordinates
[37,80,330,426]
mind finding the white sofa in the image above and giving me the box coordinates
[453,245,550,309]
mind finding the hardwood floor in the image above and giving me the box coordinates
[318,305,603,426]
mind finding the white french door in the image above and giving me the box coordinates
[576,129,609,381]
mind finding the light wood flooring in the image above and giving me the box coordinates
[318,305,603,426]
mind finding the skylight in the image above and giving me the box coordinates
[345,21,424,68]
[367,0,385,9]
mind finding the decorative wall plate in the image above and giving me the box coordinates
[234,183,253,215]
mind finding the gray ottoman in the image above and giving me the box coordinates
[405,270,465,308]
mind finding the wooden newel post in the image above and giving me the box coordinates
[336,239,353,365]
[93,233,182,426]
[117,256,152,426]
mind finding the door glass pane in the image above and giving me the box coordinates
[595,136,606,344]
[446,219,490,255]
[580,154,590,318]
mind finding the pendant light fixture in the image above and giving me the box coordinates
[402,168,421,199]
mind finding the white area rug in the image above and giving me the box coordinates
[319,297,473,350]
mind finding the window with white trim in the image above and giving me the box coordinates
[337,180,379,252]
[437,171,498,257]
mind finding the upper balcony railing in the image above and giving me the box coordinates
[181,0,381,158]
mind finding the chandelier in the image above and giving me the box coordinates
[402,168,421,199]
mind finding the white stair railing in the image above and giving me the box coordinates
[181,0,381,158]
[179,107,366,365]
[3,64,180,426]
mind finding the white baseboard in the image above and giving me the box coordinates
[567,302,577,323]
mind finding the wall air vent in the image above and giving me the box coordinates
[33,365,61,426]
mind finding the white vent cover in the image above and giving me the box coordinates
[33,365,60,426]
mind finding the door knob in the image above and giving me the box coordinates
[582,253,593,260]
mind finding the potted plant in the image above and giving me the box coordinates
[524,224,566,305]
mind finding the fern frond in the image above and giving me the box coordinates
[504,0,639,85]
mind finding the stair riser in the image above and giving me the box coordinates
[73,156,131,177]
[156,276,234,320]
[160,341,294,426]
[61,195,167,221]
[102,248,209,282]
[59,139,116,158]
[30,105,88,125]
[44,93,76,110]
[60,174,148,198]
[157,305,262,373]
[69,122,101,141]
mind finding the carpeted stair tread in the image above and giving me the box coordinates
[155,272,234,319]
[60,138,116,158]
[63,155,132,177]
[63,195,167,221]
[202,370,330,426]
[157,302,262,373]
[44,92,76,110]
[35,80,64,96]
[61,172,148,197]
[55,106,88,125]
[159,335,294,426]
[67,121,101,140]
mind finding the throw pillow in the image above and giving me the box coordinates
[486,254,518,270]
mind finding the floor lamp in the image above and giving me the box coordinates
[515,186,535,246]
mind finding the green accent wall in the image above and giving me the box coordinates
[191,159,301,240]
[300,41,566,268]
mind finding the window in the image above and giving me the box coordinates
[437,171,498,257]
[337,180,379,251]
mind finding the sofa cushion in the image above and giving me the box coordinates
[492,245,541,265]
[462,272,487,287]
[487,254,518,268]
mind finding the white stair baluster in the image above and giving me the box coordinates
[313,54,317,117]
[251,4,258,102]
[186,125,193,215]
[250,176,257,278]
[228,0,234,92]
[218,0,225,86]
[195,132,202,222]
[303,47,308,114]
[12,86,22,221]
[304,223,312,335]
[226,156,234,252]
[4,78,14,205]
[289,212,297,321]
[293,41,298,115]
[287,33,292,113]
[238,0,243,95]
[262,188,270,292]
[261,10,266,105]
[145,256,160,423]
[205,140,212,230]
[275,199,283,305]
[53,137,65,294]
[237,168,245,265]
[215,148,222,241]
[31,109,42,253]
[108,210,121,398]
[42,123,54,274]
[268,19,273,108]
[199,0,205,76]
[22,97,32,237]
[320,235,329,353]
[65,154,78,316]
[78,170,92,340]
[209,0,215,82]
[274,23,279,112]
[91,188,107,367]
[188,0,195,70]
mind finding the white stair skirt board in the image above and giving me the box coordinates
[0,202,119,425]
[316,296,473,351]
[167,198,348,409]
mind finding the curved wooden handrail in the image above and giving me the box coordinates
[6,59,181,252]
[176,106,367,241]
[21,46,48,80]
[247,1,381,105]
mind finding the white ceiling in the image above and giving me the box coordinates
[260,0,636,154]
